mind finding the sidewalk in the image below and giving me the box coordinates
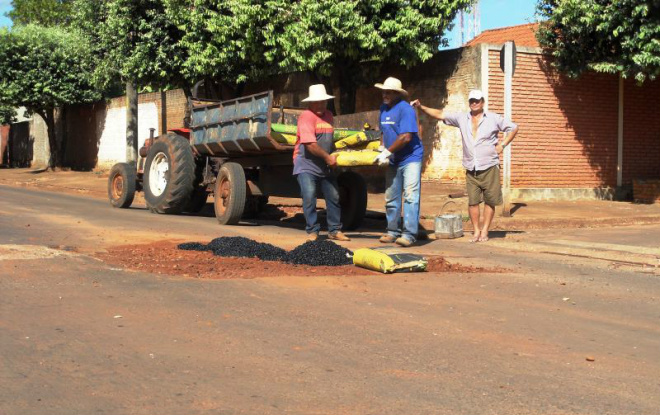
[2,167,660,231]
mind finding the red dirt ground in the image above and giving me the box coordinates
[95,241,486,279]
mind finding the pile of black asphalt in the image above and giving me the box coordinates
[178,237,352,267]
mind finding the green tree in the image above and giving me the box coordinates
[75,0,190,93]
[7,0,73,26]
[165,0,277,98]
[0,105,16,125]
[537,0,660,82]
[171,0,472,113]
[275,0,473,113]
[0,25,101,168]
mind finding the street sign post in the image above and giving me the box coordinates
[500,41,516,217]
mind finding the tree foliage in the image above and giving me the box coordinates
[0,105,16,125]
[170,0,472,112]
[537,0,660,82]
[0,25,100,166]
[165,0,278,87]
[5,0,473,114]
[270,0,469,75]
[7,0,73,26]
[74,0,190,92]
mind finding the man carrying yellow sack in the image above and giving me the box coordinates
[294,84,350,242]
[373,77,423,247]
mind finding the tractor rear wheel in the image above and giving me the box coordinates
[143,133,195,214]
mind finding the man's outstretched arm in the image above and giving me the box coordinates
[410,99,445,120]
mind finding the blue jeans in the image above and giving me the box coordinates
[385,161,421,242]
[296,173,342,234]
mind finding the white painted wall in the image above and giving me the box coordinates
[30,114,49,168]
[96,102,159,168]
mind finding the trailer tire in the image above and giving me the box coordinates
[143,133,195,214]
[338,171,367,230]
[108,162,136,208]
[214,162,246,225]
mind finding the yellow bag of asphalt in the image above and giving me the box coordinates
[363,141,381,150]
[332,149,380,166]
[271,131,297,145]
[335,132,370,149]
[333,128,362,140]
[353,247,428,274]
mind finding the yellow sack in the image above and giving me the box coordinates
[363,141,381,150]
[332,149,380,166]
[335,132,370,149]
[271,131,297,145]
[333,128,362,140]
[353,247,428,274]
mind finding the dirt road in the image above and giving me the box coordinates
[1,186,659,415]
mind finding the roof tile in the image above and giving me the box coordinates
[466,23,540,48]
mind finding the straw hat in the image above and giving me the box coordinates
[301,84,335,102]
[374,77,408,95]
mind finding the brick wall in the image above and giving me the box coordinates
[488,49,619,188]
[1,124,8,165]
[633,180,660,203]
[622,80,660,184]
[105,89,188,132]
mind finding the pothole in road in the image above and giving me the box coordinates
[95,241,490,279]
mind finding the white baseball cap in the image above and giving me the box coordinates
[374,77,408,95]
[468,89,484,101]
[302,84,335,102]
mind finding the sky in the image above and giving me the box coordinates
[0,0,538,42]
[0,0,11,28]
[445,0,539,48]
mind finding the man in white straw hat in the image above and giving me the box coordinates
[374,77,424,247]
[411,89,518,243]
[293,84,350,242]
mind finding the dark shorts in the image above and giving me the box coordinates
[466,165,503,206]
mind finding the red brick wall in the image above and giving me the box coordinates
[633,180,660,203]
[488,50,619,188]
[1,124,9,165]
[622,80,660,183]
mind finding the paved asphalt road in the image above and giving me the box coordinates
[1,186,659,415]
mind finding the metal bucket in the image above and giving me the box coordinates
[434,201,464,239]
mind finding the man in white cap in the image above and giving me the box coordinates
[411,89,519,242]
[293,84,350,242]
[374,77,424,247]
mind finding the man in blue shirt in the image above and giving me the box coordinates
[374,77,424,247]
